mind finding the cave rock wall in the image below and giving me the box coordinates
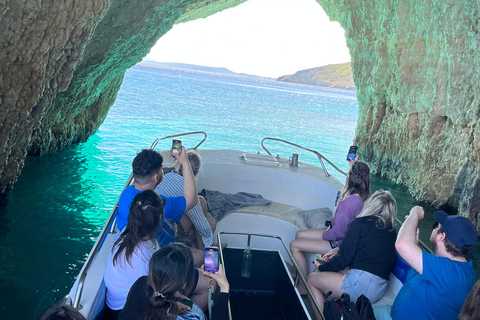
[0,0,479,228]
[318,0,480,228]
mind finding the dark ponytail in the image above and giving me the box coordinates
[113,190,164,266]
[144,244,193,320]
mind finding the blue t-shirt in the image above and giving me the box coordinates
[116,185,186,246]
[391,250,475,320]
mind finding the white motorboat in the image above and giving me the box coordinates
[63,132,423,320]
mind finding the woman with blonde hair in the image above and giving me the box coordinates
[290,157,371,294]
[307,190,397,320]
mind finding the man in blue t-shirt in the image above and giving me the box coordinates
[115,146,209,311]
[117,146,198,247]
[392,207,477,320]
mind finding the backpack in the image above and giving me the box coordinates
[323,292,360,320]
[323,292,376,320]
[356,294,375,320]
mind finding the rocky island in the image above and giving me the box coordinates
[0,0,479,230]
[277,62,355,90]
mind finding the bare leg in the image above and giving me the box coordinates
[199,196,217,232]
[295,228,326,240]
[290,238,333,294]
[189,269,212,312]
[190,247,204,268]
[180,214,193,236]
[195,229,205,251]
[307,271,344,320]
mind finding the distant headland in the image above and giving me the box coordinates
[277,62,354,90]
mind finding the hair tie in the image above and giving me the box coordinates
[153,292,165,299]
[136,200,142,208]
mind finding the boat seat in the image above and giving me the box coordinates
[231,201,308,230]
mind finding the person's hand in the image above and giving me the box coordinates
[172,146,188,164]
[175,301,192,314]
[321,247,339,261]
[409,206,425,221]
[313,259,321,268]
[347,154,359,168]
[203,264,230,293]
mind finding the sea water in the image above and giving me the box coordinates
[0,64,477,318]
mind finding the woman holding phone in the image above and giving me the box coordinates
[119,243,230,320]
[307,190,397,319]
[290,155,371,295]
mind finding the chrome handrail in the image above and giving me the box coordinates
[66,132,208,309]
[395,217,433,254]
[151,131,207,150]
[217,231,326,320]
[261,137,347,177]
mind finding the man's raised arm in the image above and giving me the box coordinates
[396,206,425,274]
[174,146,198,212]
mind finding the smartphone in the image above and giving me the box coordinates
[346,146,358,161]
[179,299,193,308]
[172,139,182,156]
[204,247,219,273]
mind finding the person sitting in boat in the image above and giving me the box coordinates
[119,243,230,320]
[307,190,397,320]
[116,147,203,265]
[289,156,371,294]
[460,279,480,320]
[391,208,477,320]
[155,151,215,250]
[104,190,163,320]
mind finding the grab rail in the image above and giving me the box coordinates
[217,231,326,320]
[395,218,433,254]
[261,137,347,177]
[66,131,208,310]
[151,131,207,150]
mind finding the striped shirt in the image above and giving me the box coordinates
[155,172,213,246]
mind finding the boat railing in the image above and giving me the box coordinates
[261,137,347,177]
[217,231,326,320]
[65,131,208,310]
[150,131,207,150]
[395,217,433,254]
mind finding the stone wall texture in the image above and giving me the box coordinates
[0,0,479,229]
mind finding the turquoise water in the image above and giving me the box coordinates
[0,64,477,318]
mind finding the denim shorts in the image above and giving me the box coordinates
[341,269,388,303]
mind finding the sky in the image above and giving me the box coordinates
[146,0,351,78]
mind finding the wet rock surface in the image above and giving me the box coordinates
[0,0,479,229]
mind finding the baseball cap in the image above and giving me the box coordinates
[433,210,478,248]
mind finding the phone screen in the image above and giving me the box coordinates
[204,247,219,273]
[180,299,193,308]
[346,146,358,161]
[172,139,182,156]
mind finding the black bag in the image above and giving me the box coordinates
[323,292,360,320]
[356,294,375,320]
[323,292,376,320]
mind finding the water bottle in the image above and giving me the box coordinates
[241,247,252,278]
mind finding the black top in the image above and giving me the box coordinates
[318,216,397,280]
[118,276,229,320]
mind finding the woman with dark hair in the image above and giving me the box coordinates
[103,190,164,320]
[307,190,397,320]
[37,304,85,320]
[290,157,371,294]
[460,280,480,320]
[119,243,230,320]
